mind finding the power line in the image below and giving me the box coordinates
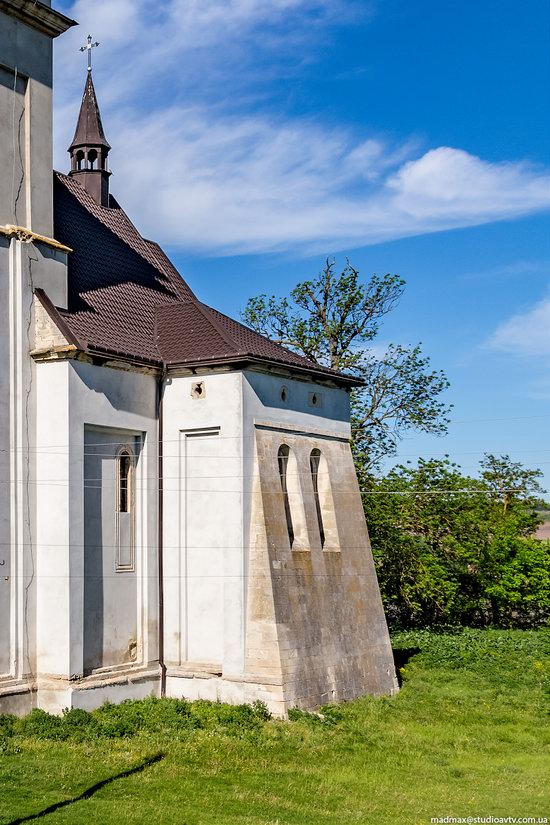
[390,448,550,458]
[0,447,548,467]
[0,412,548,454]
[0,479,532,495]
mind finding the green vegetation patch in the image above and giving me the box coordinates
[0,630,548,825]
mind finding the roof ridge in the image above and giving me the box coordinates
[205,303,357,380]
[55,172,194,302]
[196,301,244,354]
[204,303,313,363]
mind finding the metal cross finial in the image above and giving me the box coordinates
[80,35,100,72]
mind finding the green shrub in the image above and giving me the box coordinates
[0,714,16,738]
[0,697,272,745]
[18,709,68,741]
[62,707,100,740]
[190,699,269,733]
[251,700,272,721]
[287,707,324,724]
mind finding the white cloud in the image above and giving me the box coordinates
[489,295,550,357]
[388,148,550,222]
[53,1,550,256]
[80,108,550,254]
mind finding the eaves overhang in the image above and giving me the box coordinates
[165,353,363,388]
[32,293,364,385]
[0,0,77,38]
[85,344,162,369]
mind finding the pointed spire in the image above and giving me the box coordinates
[69,72,111,154]
[68,72,112,207]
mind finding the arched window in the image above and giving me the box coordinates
[88,149,98,170]
[118,449,132,513]
[278,445,294,547]
[310,449,325,548]
[116,447,135,570]
[277,445,309,551]
[309,447,339,551]
[76,150,85,171]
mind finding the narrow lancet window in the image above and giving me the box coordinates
[116,447,135,571]
[118,449,132,513]
[278,445,294,547]
[310,449,325,547]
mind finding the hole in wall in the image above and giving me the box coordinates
[128,639,137,662]
[191,382,205,399]
[280,386,288,402]
[308,391,323,408]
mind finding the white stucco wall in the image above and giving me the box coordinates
[162,371,244,676]
[0,0,394,716]
[0,238,41,697]
[0,240,12,677]
[162,368,352,688]
[35,359,159,688]
[0,2,60,700]
[242,369,350,435]
[0,0,69,697]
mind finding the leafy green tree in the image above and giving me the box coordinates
[242,258,450,470]
[363,457,550,628]
[480,453,545,517]
[477,454,546,624]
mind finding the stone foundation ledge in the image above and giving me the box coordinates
[165,671,286,717]
[34,667,161,714]
[0,680,35,715]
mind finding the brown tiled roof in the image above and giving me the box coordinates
[52,172,358,384]
[155,301,343,379]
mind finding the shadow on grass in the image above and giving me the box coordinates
[5,752,165,824]
[392,647,421,687]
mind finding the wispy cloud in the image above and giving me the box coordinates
[460,260,550,282]
[55,0,364,103]
[489,294,550,357]
[53,0,550,256]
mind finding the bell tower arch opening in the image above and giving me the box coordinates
[68,55,112,207]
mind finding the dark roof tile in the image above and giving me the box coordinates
[52,172,357,384]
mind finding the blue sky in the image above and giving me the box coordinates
[53,0,550,488]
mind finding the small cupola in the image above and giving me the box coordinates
[68,54,112,207]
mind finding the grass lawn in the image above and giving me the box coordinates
[0,629,548,825]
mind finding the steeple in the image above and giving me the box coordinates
[68,67,111,207]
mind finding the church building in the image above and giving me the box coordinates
[0,0,397,716]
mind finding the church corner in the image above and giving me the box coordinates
[0,0,398,718]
